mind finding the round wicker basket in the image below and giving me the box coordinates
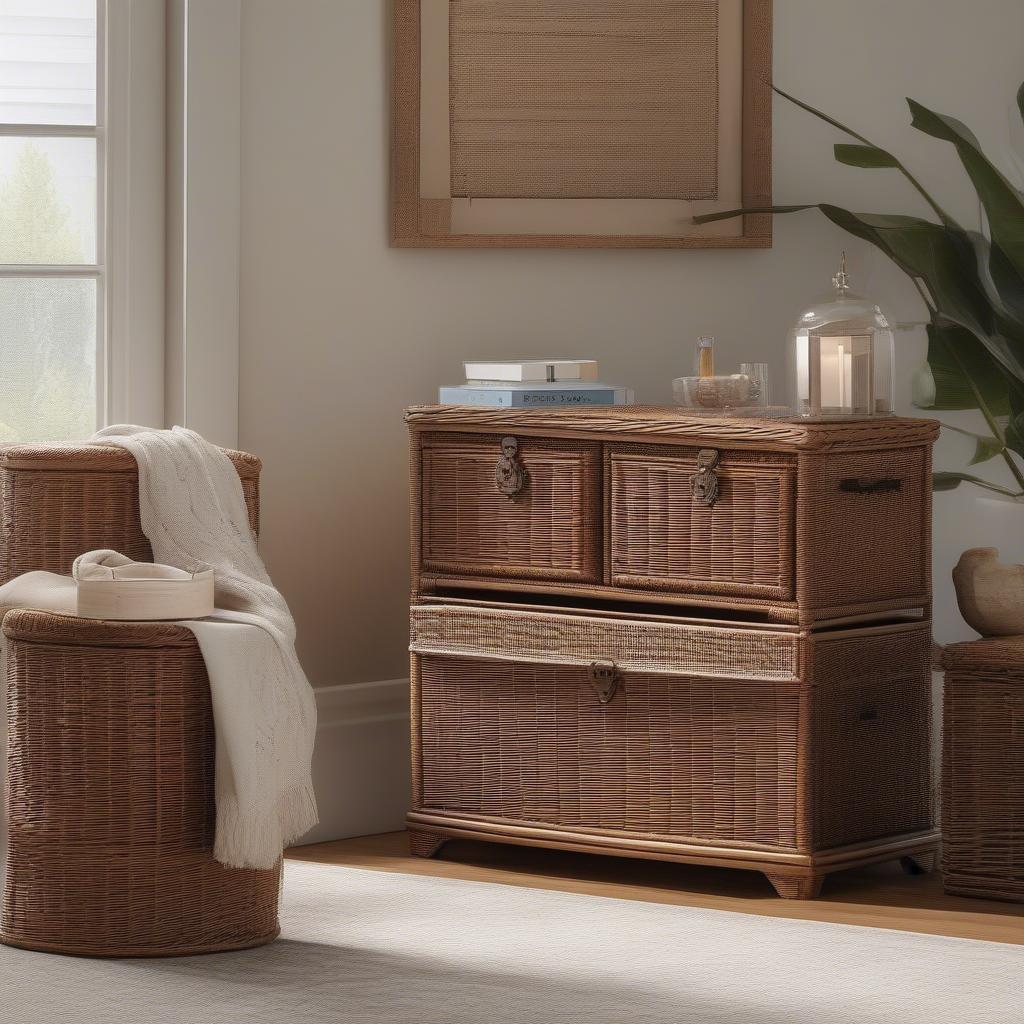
[1,610,281,957]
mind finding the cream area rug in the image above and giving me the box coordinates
[1,861,1020,1023]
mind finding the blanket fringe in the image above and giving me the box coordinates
[215,784,320,871]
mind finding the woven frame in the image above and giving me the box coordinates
[391,0,773,248]
[0,444,261,585]
[942,638,1024,903]
[1,611,281,957]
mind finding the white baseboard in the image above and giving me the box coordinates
[300,677,411,846]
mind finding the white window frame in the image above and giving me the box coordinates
[104,0,165,429]
[0,0,165,437]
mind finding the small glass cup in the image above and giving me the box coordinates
[739,363,771,408]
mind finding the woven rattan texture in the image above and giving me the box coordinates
[609,448,795,599]
[1,610,281,956]
[405,405,941,452]
[795,447,930,614]
[0,444,260,585]
[942,638,1024,903]
[421,434,601,582]
[418,655,802,848]
[410,603,799,681]
[809,627,933,850]
[448,0,719,200]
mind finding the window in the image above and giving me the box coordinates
[0,0,101,442]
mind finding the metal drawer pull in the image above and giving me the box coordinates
[690,448,721,507]
[839,477,902,495]
[495,436,527,498]
[588,660,621,705]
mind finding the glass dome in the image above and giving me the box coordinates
[789,254,895,419]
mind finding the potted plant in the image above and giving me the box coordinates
[696,82,1024,502]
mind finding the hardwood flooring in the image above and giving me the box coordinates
[288,830,1023,945]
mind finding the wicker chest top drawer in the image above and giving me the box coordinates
[609,446,795,600]
[419,433,601,584]
[409,408,939,622]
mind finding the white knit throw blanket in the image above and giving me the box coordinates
[90,424,319,869]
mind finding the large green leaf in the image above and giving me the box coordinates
[918,321,1011,414]
[773,84,955,226]
[939,423,1005,464]
[694,201,1024,386]
[817,207,1024,384]
[932,471,1022,496]
[693,205,815,223]
[909,99,1024,279]
[967,232,1024,330]
[1006,381,1024,458]
[834,144,899,169]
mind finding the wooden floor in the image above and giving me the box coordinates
[287,830,1023,946]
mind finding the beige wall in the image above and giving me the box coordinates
[238,0,1024,688]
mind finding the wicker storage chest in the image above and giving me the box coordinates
[0,443,278,956]
[407,407,940,898]
[942,637,1024,903]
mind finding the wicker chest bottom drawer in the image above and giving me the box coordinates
[410,604,934,858]
[417,655,802,848]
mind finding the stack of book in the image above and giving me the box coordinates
[440,360,634,408]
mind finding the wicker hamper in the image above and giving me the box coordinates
[0,443,260,584]
[0,443,279,956]
[942,637,1024,903]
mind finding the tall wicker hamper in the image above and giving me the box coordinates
[0,443,261,584]
[942,637,1024,903]
[406,407,941,899]
[0,443,280,956]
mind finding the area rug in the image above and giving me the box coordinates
[1,860,1020,1023]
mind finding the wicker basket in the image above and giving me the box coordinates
[0,443,261,584]
[942,637,1024,903]
[1,610,282,956]
[0,441,275,955]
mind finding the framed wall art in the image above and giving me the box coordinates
[391,0,772,249]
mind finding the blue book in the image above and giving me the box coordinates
[439,383,633,408]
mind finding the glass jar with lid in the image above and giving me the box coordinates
[790,253,895,418]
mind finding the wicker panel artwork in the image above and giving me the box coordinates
[448,0,719,200]
[420,434,601,582]
[809,626,933,850]
[609,448,795,599]
[410,603,800,681]
[1,611,280,956]
[0,444,260,585]
[942,638,1024,902]
[418,655,802,848]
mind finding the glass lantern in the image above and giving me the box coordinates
[790,254,895,418]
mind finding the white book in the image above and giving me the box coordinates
[463,359,599,383]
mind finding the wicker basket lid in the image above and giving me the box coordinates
[0,443,261,479]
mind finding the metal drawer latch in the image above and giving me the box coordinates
[690,448,721,507]
[588,660,621,705]
[495,436,527,498]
